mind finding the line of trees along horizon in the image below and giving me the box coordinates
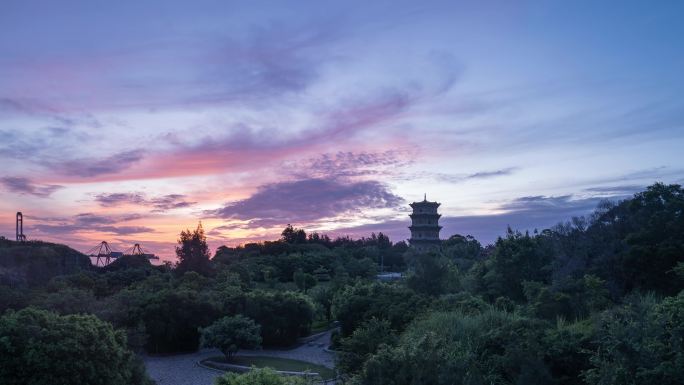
[0,182,683,385]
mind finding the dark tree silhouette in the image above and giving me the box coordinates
[281,224,306,244]
[175,222,212,276]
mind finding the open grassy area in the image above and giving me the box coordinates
[205,356,336,380]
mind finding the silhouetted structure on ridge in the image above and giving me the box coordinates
[409,194,442,251]
[87,241,158,266]
[16,212,26,242]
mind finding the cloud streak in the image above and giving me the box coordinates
[94,192,196,212]
[28,212,154,237]
[47,150,144,177]
[0,176,62,197]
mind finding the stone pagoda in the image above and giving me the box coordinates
[409,194,442,251]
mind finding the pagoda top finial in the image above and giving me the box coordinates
[424,193,427,201]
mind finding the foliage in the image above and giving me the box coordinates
[293,269,317,292]
[544,319,595,385]
[244,290,314,346]
[583,292,684,385]
[441,234,483,271]
[308,284,334,321]
[176,223,212,276]
[106,277,222,353]
[358,309,552,385]
[406,252,459,295]
[587,183,684,296]
[215,368,313,385]
[480,229,554,301]
[32,287,96,315]
[0,239,91,287]
[0,307,152,385]
[332,281,428,336]
[337,318,397,375]
[201,315,261,360]
[282,224,307,244]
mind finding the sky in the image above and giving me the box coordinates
[1,0,683,261]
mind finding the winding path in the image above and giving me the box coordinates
[144,330,335,385]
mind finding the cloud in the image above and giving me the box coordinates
[149,194,197,212]
[94,193,146,206]
[29,212,154,237]
[207,178,404,228]
[94,192,196,212]
[49,150,144,177]
[583,184,644,196]
[287,150,415,179]
[0,176,62,197]
[435,167,518,183]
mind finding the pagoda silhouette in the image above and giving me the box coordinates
[408,194,442,251]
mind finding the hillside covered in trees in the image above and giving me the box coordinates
[0,183,683,385]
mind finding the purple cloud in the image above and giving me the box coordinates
[94,193,146,206]
[94,192,196,212]
[0,176,62,197]
[49,150,144,177]
[29,212,154,237]
[287,150,414,179]
[148,194,196,212]
[207,178,404,227]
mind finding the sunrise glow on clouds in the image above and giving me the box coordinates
[1,1,683,261]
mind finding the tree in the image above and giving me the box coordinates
[0,307,152,385]
[583,292,684,385]
[309,285,334,321]
[442,234,483,271]
[215,368,312,385]
[106,282,222,353]
[293,269,317,292]
[358,310,552,385]
[337,318,397,375]
[332,282,428,337]
[480,229,553,301]
[281,224,307,244]
[587,183,684,296]
[244,290,314,346]
[406,253,458,296]
[176,222,212,276]
[201,315,262,361]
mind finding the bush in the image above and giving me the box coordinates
[215,367,312,385]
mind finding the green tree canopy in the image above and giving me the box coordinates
[0,307,152,385]
[201,315,262,361]
[358,309,552,385]
[583,292,684,385]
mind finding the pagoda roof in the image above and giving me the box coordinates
[409,200,440,208]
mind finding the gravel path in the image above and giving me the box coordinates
[144,330,335,385]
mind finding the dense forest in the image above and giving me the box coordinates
[1,183,683,385]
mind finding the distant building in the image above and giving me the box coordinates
[409,194,442,251]
[376,272,403,281]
